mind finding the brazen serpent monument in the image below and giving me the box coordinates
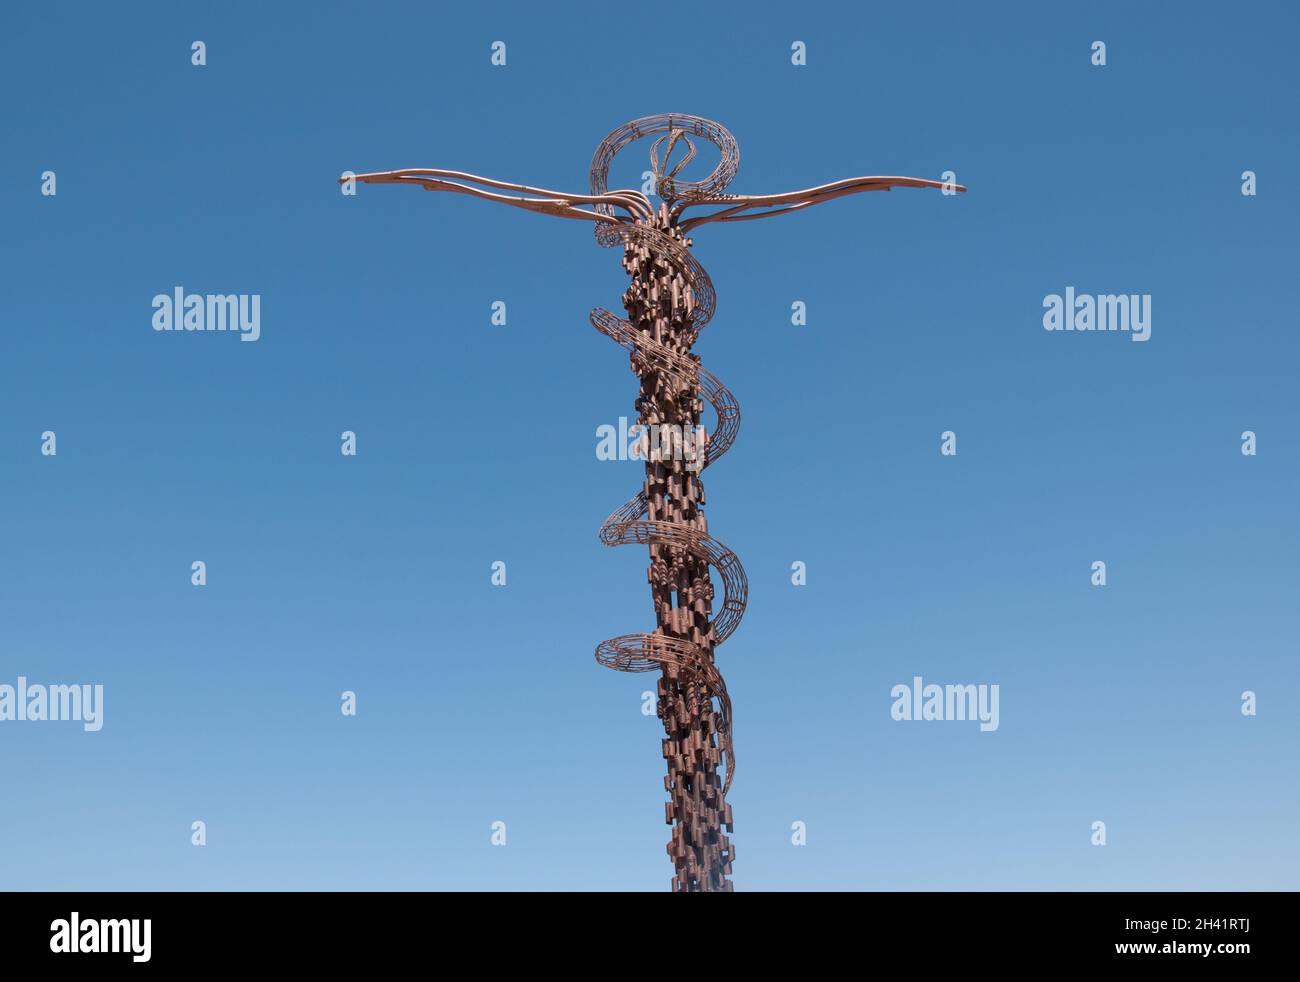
[344,114,963,891]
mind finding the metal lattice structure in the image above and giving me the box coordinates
[346,114,963,891]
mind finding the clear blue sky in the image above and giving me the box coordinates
[1,0,1296,890]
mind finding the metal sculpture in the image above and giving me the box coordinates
[345,114,964,891]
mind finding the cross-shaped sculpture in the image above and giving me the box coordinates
[344,113,964,891]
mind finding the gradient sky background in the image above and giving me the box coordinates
[2,0,1297,890]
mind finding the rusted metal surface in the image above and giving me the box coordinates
[346,114,963,891]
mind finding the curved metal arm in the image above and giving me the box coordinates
[342,168,654,223]
[676,175,965,233]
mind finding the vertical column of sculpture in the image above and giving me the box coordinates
[623,210,733,892]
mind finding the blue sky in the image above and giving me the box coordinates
[1,0,1296,890]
